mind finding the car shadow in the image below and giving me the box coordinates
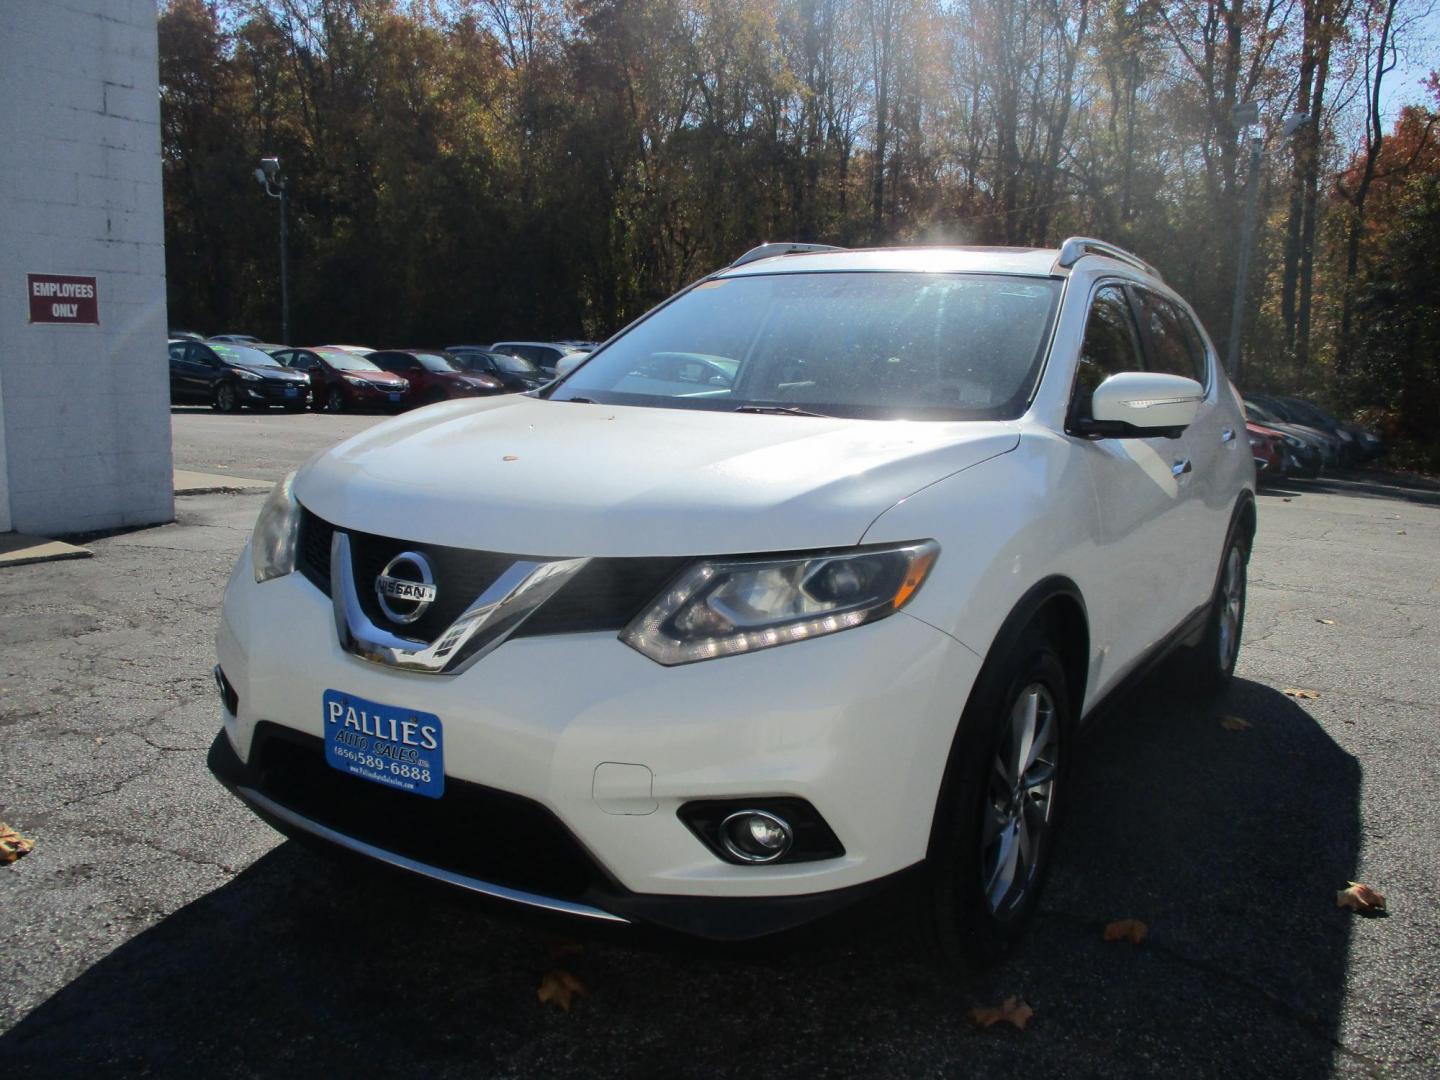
[0,679,1359,1076]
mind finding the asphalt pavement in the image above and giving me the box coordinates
[1,409,1437,1077]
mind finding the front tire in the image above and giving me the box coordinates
[323,387,346,413]
[921,626,1070,966]
[213,381,239,413]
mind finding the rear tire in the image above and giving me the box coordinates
[919,625,1070,968]
[1179,532,1249,695]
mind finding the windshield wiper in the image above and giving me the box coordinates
[734,404,833,418]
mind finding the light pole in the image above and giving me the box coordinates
[254,156,290,345]
[1225,107,1308,381]
[1225,103,1261,381]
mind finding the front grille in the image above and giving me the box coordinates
[296,507,687,642]
[249,723,612,899]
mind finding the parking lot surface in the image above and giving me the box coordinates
[2,410,1438,1077]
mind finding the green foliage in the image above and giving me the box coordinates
[1344,173,1440,468]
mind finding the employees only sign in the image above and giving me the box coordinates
[28,274,99,324]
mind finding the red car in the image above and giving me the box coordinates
[366,350,504,406]
[1247,422,1285,478]
[271,346,411,413]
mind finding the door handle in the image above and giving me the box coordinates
[1221,428,1236,444]
[1172,459,1192,477]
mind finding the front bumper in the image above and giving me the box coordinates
[244,380,309,404]
[215,554,979,936]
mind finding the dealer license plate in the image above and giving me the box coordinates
[323,689,444,798]
[388,392,401,402]
[284,387,299,398]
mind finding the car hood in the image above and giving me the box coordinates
[295,396,1020,556]
[348,370,406,384]
[241,365,308,382]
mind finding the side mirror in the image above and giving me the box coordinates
[554,352,586,379]
[1077,371,1203,439]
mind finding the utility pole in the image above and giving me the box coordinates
[1225,102,1262,381]
[255,157,291,345]
[1226,135,1262,381]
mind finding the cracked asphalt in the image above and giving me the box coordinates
[2,411,1438,1077]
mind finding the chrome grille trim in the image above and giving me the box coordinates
[330,531,591,675]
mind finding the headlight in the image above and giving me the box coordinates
[343,375,369,387]
[1283,435,1304,449]
[250,472,301,583]
[622,541,939,665]
[235,368,262,381]
[397,379,410,391]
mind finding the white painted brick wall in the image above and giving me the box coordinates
[0,0,173,536]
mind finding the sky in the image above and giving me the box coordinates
[1382,4,1439,117]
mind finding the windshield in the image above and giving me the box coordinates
[415,353,463,373]
[490,352,537,374]
[551,272,1062,420]
[211,343,283,368]
[315,349,382,372]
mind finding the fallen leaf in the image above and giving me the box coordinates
[1282,497,1292,502]
[502,455,519,462]
[537,969,587,1011]
[1396,530,1406,535]
[1336,882,1386,914]
[1103,918,1149,944]
[971,996,1034,1030]
[1220,715,1252,731]
[0,822,35,865]
[1316,618,1336,625]
[1283,688,1320,700]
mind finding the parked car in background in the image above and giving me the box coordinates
[490,341,586,378]
[1247,423,1284,478]
[169,329,204,341]
[366,350,504,405]
[209,333,261,344]
[273,346,410,413]
[445,346,549,392]
[1268,395,1382,462]
[169,339,310,412]
[318,344,377,355]
[1243,402,1324,475]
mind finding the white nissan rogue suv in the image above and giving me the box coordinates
[210,239,1255,957]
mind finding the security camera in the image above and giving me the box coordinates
[259,157,281,181]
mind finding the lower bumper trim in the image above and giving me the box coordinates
[233,781,630,925]
[208,729,909,940]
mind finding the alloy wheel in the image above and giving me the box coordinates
[980,682,1059,917]
[1217,545,1245,670]
[326,388,344,413]
[217,383,236,412]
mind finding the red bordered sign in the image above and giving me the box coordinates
[28,274,99,324]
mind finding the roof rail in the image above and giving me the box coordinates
[730,242,846,268]
[1054,237,1160,280]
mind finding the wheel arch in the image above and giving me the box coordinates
[925,574,1090,858]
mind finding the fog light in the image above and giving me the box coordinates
[719,810,793,863]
